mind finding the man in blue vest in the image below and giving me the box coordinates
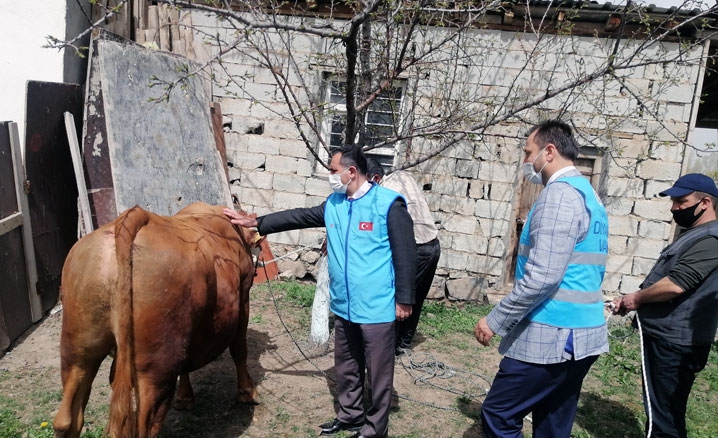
[612,173,718,438]
[224,145,416,438]
[474,120,609,438]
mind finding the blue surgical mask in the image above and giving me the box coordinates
[328,169,349,194]
[521,149,548,185]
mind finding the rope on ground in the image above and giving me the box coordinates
[395,350,493,411]
[257,245,506,412]
[255,245,495,412]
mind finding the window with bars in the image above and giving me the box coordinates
[320,78,404,168]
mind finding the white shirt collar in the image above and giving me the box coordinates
[547,166,577,184]
[348,180,373,200]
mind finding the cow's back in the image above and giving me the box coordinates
[128,203,255,372]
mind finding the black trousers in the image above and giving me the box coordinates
[396,238,440,349]
[642,334,710,438]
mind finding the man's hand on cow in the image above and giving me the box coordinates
[396,303,412,321]
[474,317,495,347]
[223,208,258,228]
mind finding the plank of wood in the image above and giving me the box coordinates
[134,0,147,30]
[8,122,42,323]
[64,112,94,237]
[135,28,146,44]
[158,4,170,51]
[169,7,180,44]
[147,5,159,30]
[0,212,23,237]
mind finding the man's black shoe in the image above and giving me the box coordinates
[318,418,362,435]
[395,346,411,357]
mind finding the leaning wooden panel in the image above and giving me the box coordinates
[24,81,83,313]
[0,122,34,352]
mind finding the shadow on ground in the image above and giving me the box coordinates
[575,392,643,438]
[159,327,272,437]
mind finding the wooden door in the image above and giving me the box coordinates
[24,81,83,312]
[506,177,543,283]
[0,122,40,353]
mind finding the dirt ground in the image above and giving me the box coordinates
[0,285,506,438]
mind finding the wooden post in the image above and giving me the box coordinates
[8,122,42,323]
[158,4,171,52]
[180,12,196,59]
[64,113,94,237]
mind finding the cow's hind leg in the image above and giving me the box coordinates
[137,374,177,438]
[53,356,104,438]
[230,277,257,404]
[173,373,194,410]
[229,336,257,404]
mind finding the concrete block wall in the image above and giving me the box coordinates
[189,12,700,299]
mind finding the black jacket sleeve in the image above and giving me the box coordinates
[256,202,326,235]
[388,198,416,305]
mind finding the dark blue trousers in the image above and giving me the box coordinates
[481,355,598,438]
[642,334,710,438]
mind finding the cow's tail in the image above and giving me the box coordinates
[109,206,150,437]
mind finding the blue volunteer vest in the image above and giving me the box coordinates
[518,176,609,328]
[324,184,402,324]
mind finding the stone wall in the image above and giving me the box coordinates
[189,12,702,301]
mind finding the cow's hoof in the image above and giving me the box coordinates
[237,389,258,405]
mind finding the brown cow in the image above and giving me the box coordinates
[53,202,258,438]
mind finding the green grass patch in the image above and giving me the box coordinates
[419,301,493,338]
[281,281,316,308]
[580,326,718,438]
[0,398,24,438]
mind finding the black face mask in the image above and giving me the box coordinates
[671,200,705,228]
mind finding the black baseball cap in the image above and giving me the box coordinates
[659,173,718,197]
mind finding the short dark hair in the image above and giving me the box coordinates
[696,191,717,206]
[366,157,385,180]
[528,120,579,161]
[329,145,367,175]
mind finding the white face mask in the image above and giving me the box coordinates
[522,148,548,185]
[328,168,349,194]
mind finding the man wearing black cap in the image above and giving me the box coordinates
[612,173,718,438]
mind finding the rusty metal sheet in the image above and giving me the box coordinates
[83,33,117,227]
[0,122,33,351]
[24,81,84,312]
[211,102,230,184]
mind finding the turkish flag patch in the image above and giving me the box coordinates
[359,222,373,231]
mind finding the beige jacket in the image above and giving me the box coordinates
[381,170,438,245]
